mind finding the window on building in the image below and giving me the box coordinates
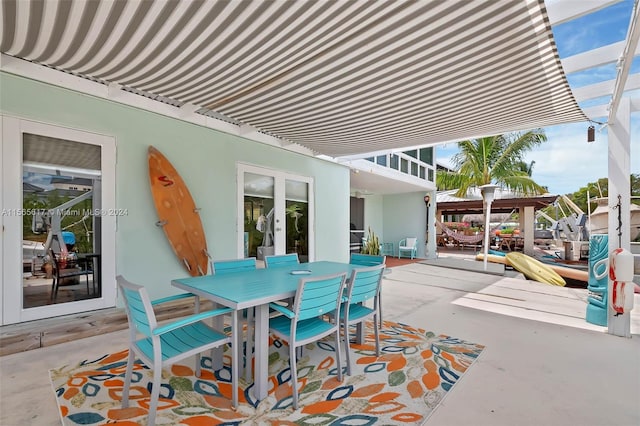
[419,148,433,165]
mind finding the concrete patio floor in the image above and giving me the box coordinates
[1,260,639,426]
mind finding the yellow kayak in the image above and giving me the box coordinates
[505,252,566,286]
[475,253,508,265]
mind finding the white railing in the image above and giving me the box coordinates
[364,152,435,183]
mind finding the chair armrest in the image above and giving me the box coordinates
[151,293,196,306]
[269,303,295,319]
[153,306,233,335]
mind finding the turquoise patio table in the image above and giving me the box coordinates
[172,260,360,401]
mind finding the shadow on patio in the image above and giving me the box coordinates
[2,261,639,425]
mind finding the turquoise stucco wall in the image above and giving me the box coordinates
[361,192,428,258]
[382,192,428,258]
[363,194,384,240]
[1,72,350,300]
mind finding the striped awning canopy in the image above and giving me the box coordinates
[0,0,587,158]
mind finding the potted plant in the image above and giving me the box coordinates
[500,227,514,237]
[361,227,380,255]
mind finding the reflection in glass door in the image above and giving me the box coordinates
[243,172,275,260]
[22,134,103,308]
[285,179,309,262]
[238,164,313,262]
[2,116,116,325]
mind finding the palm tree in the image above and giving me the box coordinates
[517,160,536,176]
[437,130,547,197]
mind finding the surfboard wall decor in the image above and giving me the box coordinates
[148,146,208,276]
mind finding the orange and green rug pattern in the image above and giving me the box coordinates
[50,320,484,425]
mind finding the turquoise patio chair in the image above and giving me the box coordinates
[117,276,237,426]
[340,264,385,375]
[211,257,257,380]
[398,237,417,259]
[264,253,300,268]
[380,242,394,256]
[268,272,347,409]
[349,253,386,328]
[265,253,299,307]
[211,257,257,275]
[349,253,386,266]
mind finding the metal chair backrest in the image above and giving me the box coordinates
[118,276,156,338]
[268,271,347,409]
[293,272,346,322]
[349,253,386,266]
[346,263,385,306]
[264,253,299,268]
[211,257,257,275]
[341,264,385,376]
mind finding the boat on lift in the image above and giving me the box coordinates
[588,196,640,240]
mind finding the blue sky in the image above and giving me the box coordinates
[436,0,639,195]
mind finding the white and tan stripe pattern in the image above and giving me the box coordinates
[1,0,586,158]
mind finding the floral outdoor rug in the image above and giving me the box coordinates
[50,320,484,425]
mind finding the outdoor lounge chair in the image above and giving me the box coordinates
[398,237,417,259]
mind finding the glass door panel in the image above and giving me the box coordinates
[243,172,274,260]
[238,164,314,262]
[2,116,116,325]
[22,134,102,308]
[285,179,309,262]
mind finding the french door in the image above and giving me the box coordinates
[1,116,116,325]
[237,164,314,263]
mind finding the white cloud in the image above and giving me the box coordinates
[528,123,607,194]
[434,116,639,196]
[527,117,640,195]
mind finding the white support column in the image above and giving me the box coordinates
[607,97,632,337]
[523,206,535,256]
[425,191,437,259]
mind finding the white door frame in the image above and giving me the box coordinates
[1,115,117,325]
[236,163,314,261]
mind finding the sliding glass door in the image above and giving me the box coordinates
[238,164,313,263]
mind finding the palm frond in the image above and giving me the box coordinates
[498,174,547,195]
[442,130,547,197]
